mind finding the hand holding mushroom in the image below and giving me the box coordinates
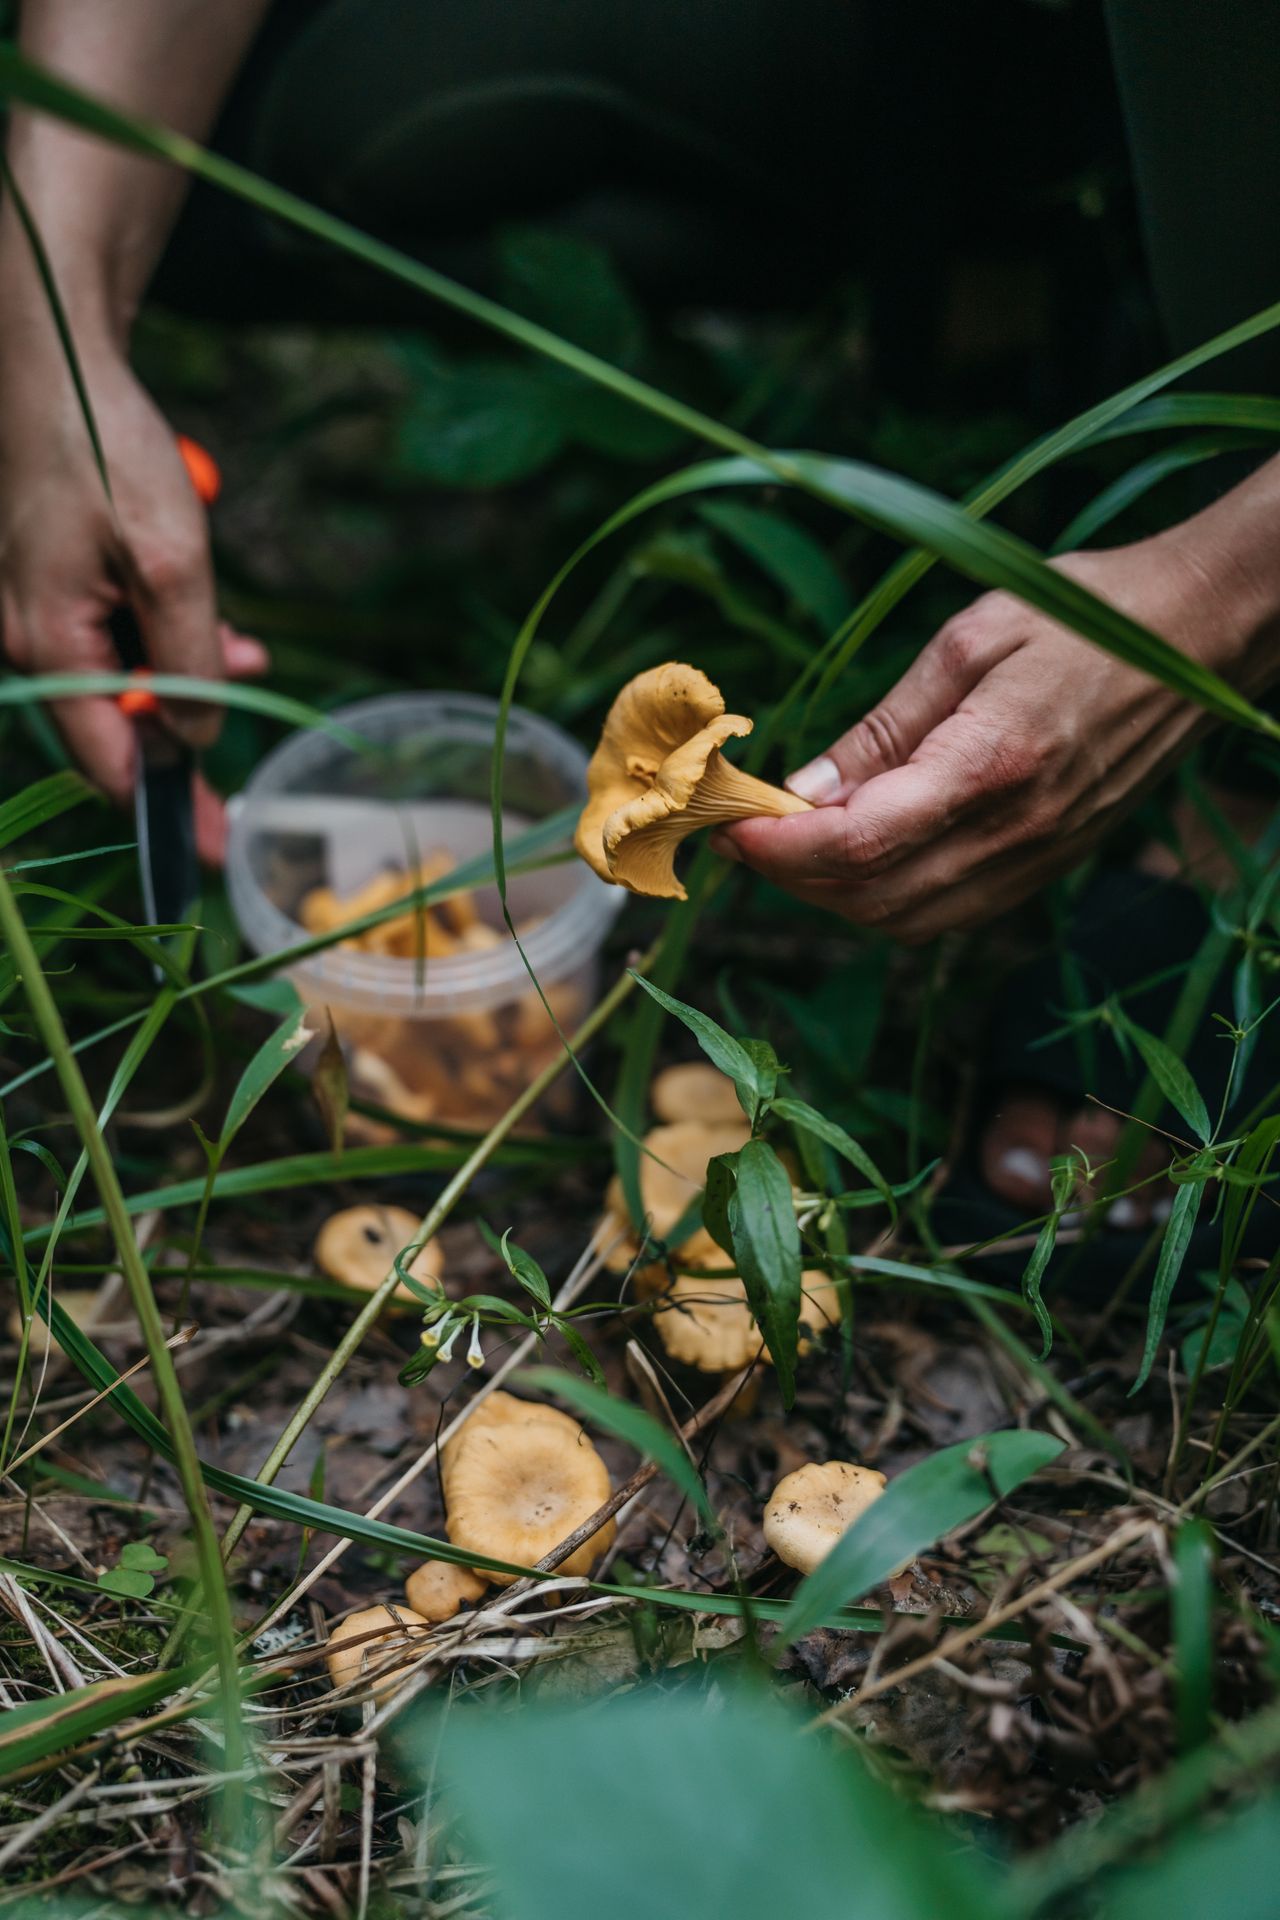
[575,663,811,900]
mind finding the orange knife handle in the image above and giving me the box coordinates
[176,433,221,506]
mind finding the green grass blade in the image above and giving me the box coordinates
[0,769,96,851]
[1172,1520,1215,1753]
[523,1367,718,1531]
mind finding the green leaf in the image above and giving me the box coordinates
[435,1682,1002,1920]
[557,1323,606,1386]
[775,1430,1066,1650]
[1172,1520,1215,1754]
[738,1038,781,1108]
[523,1367,716,1532]
[728,1139,802,1405]
[24,1140,555,1249]
[396,354,566,488]
[221,1007,313,1148]
[484,1224,552,1310]
[1115,1013,1213,1143]
[701,1149,739,1257]
[496,225,644,364]
[628,973,763,1119]
[770,1096,896,1218]
[1093,1792,1280,1920]
[700,499,850,632]
[0,1660,211,1774]
[97,1565,155,1599]
[0,769,95,853]
[1018,1212,1060,1360]
[118,1541,168,1572]
[1131,1163,1212,1394]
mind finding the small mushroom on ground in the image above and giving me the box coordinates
[6,1288,117,1361]
[762,1461,888,1575]
[404,1559,489,1623]
[573,663,811,900]
[599,1118,750,1281]
[313,1204,444,1304]
[650,1060,745,1127]
[442,1399,616,1585]
[324,1603,431,1700]
[441,1392,599,1502]
[654,1252,840,1373]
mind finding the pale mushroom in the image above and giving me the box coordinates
[324,1603,431,1699]
[762,1461,888,1575]
[313,1204,444,1304]
[443,1406,616,1585]
[404,1559,488,1623]
[441,1391,588,1500]
[653,1251,839,1373]
[6,1288,116,1362]
[599,1118,750,1278]
[573,663,811,901]
[650,1061,745,1127]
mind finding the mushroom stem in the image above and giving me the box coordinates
[678,752,813,824]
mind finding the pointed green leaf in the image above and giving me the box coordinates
[1132,1163,1212,1394]
[728,1139,801,1404]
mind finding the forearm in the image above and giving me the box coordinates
[2,0,269,342]
[1160,450,1280,700]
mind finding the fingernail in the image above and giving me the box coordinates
[708,831,741,864]
[786,756,842,804]
[996,1147,1050,1190]
[1108,1197,1143,1230]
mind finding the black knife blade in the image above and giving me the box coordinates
[109,603,199,937]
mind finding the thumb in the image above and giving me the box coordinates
[785,600,1013,805]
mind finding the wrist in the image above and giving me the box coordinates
[0,120,158,350]
[1160,460,1280,699]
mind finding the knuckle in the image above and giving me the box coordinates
[848,704,908,772]
[935,609,990,680]
[136,538,207,605]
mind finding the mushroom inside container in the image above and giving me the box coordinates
[226,693,624,1133]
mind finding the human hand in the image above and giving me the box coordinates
[0,330,266,863]
[714,533,1278,942]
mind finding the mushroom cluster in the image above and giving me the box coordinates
[325,1390,615,1706]
[598,1058,839,1373]
[574,663,812,900]
[298,854,583,1132]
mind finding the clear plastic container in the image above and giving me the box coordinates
[226,693,624,1131]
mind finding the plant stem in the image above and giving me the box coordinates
[0,868,246,1815]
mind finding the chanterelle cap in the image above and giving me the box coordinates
[443,1404,616,1585]
[324,1603,431,1700]
[599,1119,750,1276]
[404,1559,488,1623]
[313,1204,444,1304]
[650,1060,746,1127]
[574,663,811,900]
[762,1461,888,1575]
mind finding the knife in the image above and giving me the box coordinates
[111,435,221,947]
